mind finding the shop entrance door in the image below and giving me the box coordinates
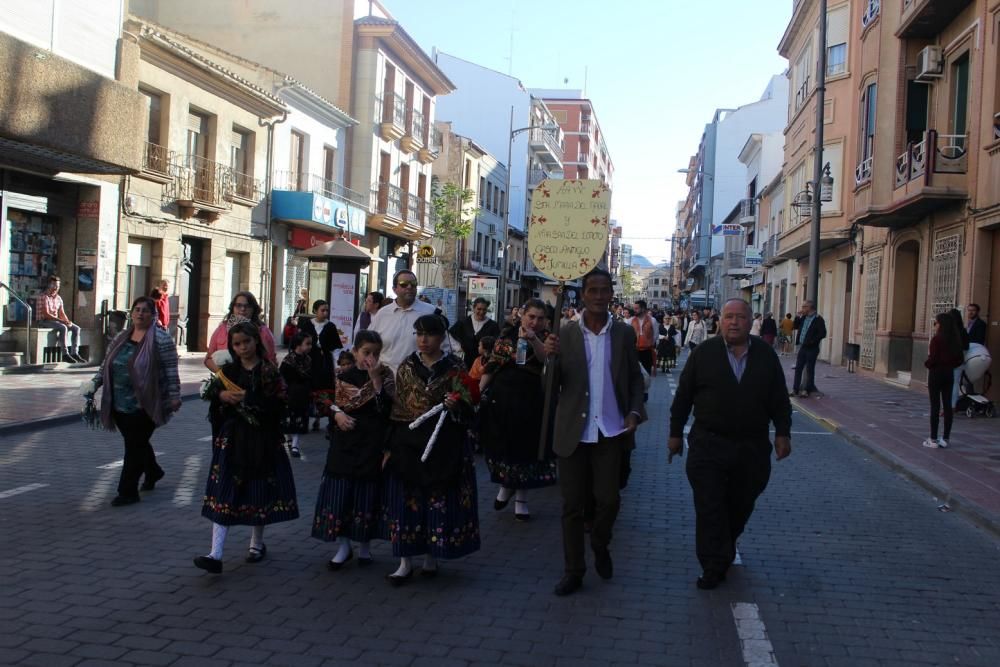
[178,238,204,351]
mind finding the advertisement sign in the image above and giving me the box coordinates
[744,247,763,266]
[528,180,612,281]
[712,223,743,236]
[467,276,498,319]
[329,272,356,348]
[272,191,366,236]
[289,229,337,250]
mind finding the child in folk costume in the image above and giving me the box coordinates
[280,332,314,458]
[657,319,677,373]
[467,336,495,382]
[383,314,480,585]
[311,330,395,569]
[194,322,299,574]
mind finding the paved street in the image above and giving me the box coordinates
[2,356,1000,666]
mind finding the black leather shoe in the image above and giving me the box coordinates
[141,469,165,491]
[245,544,267,563]
[594,548,613,580]
[357,556,375,568]
[193,556,223,574]
[696,571,726,590]
[385,570,413,587]
[326,550,353,571]
[110,495,140,507]
[553,574,583,596]
[419,567,438,579]
[494,498,510,511]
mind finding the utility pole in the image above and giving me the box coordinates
[807,0,828,306]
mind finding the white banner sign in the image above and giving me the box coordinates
[329,272,356,348]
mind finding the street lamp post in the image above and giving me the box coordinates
[807,0,830,306]
[499,108,560,317]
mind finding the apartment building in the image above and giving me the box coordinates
[120,19,288,351]
[414,121,508,318]
[433,51,564,308]
[530,90,615,187]
[848,0,999,390]
[777,0,858,366]
[0,0,145,364]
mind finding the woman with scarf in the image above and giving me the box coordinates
[311,330,395,570]
[195,321,298,574]
[280,331,315,458]
[478,298,555,522]
[86,296,181,507]
[382,314,480,585]
[204,291,277,373]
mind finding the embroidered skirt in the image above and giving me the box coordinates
[311,475,382,542]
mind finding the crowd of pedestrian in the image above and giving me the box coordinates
[79,266,992,596]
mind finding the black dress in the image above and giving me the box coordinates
[311,365,394,542]
[296,317,342,391]
[479,331,557,489]
[201,361,299,526]
[279,352,313,434]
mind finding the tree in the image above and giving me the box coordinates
[430,177,477,239]
[618,270,638,301]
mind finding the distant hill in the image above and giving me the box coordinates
[630,254,654,268]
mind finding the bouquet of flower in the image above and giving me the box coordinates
[409,369,481,462]
[199,351,260,426]
[80,377,102,430]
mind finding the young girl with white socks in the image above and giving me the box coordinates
[280,332,314,458]
[194,322,299,574]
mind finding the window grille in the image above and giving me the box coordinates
[930,234,960,315]
[861,254,881,370]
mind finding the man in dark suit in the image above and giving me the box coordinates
[967,303,987,346]
[449,297,501,363]
[669,298,792,590]
[791,299,827,397]
[543,268,647,596]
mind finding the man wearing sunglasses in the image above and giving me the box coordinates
[370,270,448,372]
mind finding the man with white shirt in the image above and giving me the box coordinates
[369,270,440,372]
[542,268,647,596]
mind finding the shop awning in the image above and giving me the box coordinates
[298,239,378,262]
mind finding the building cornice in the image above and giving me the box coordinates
[279,81,358,128]
[778,0,813,57]
[356,19,455,95]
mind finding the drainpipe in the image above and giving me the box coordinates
[258,110,288,326]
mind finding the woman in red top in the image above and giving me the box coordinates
[923,312,965,449]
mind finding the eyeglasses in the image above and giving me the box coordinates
[234,302,251,309]
[396,280,417,288]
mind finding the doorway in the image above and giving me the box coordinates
[888,240,919,378]
[178,237,204,351]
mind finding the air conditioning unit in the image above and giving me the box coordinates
[915,46,944,82]
[488,223,497,235]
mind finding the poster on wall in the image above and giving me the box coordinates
[329,272,356,348]
[466,276,498,320]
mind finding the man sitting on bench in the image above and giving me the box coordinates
[36,275,85,363]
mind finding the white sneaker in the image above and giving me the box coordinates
[922,438,939,449]
[937,438,949,449]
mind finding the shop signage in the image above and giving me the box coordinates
[467,276,498,319]
[416,244,437,264]
[712,224,743,236]
[289,229,337,249]
[528,179,612,281]
[272,190,366,236]
[744,247,762,266]
[77,201,100,218]
[329,272,356,348]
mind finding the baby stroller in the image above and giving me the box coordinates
[956,343,995,418]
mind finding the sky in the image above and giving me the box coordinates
[387,0,793,265]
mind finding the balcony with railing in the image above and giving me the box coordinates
[528,167,549,189]
[368,182,433,239]
[898,0,972,38]
[861,0,880,29]
[986,115,1000,209]
[580,118,592,134]
[378,92,407,142]
[855,156,873,186]
[725,250,752,277]
[794,76,810,111]
[402,108,425,153]
[528,126,563,168]
[854,129,969,227]
[141,141,173,180]
[418,126,442,164]
[227,168,263,205]
[174,154,231,215]
[272,170,369,209]
[738,198,756,225]
[762,236,780,267]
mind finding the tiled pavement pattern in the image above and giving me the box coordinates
[0,353,208,429]
[1,352,999,666]
[778,353,1000,532]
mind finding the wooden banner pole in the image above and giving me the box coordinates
[538,281,566,461]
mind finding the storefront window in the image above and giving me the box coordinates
[5,210,58,323]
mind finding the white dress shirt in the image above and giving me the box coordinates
[370,298,443,372]
[579,316,627,443]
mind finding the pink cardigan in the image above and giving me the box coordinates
[207,320,277,363]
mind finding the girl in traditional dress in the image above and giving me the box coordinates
[479,298,556,521]
[280,332,314,458]
[383,314,480,585]
[194,322,299,574]
[297,299,342,431]
[311,330,395,569]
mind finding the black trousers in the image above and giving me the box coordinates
[928,368,954,439]
[113,410,161,497]
[637,349,654,376]
[686,429,771,576]
[558,433,626,577]
[793,344,820,392]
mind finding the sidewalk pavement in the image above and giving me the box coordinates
[0,352,209,432]
[780,352,1000,535]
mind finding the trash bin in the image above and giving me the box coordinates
[844,343,860,372]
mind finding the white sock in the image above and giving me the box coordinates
[291,435,300,449]
[422,553,437,571]
[496,486,512,502]
[358,541,372,559]
[333,537,352,563]
[391,557,412,577]
[209,523,228,560]
[250,525,264,550]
